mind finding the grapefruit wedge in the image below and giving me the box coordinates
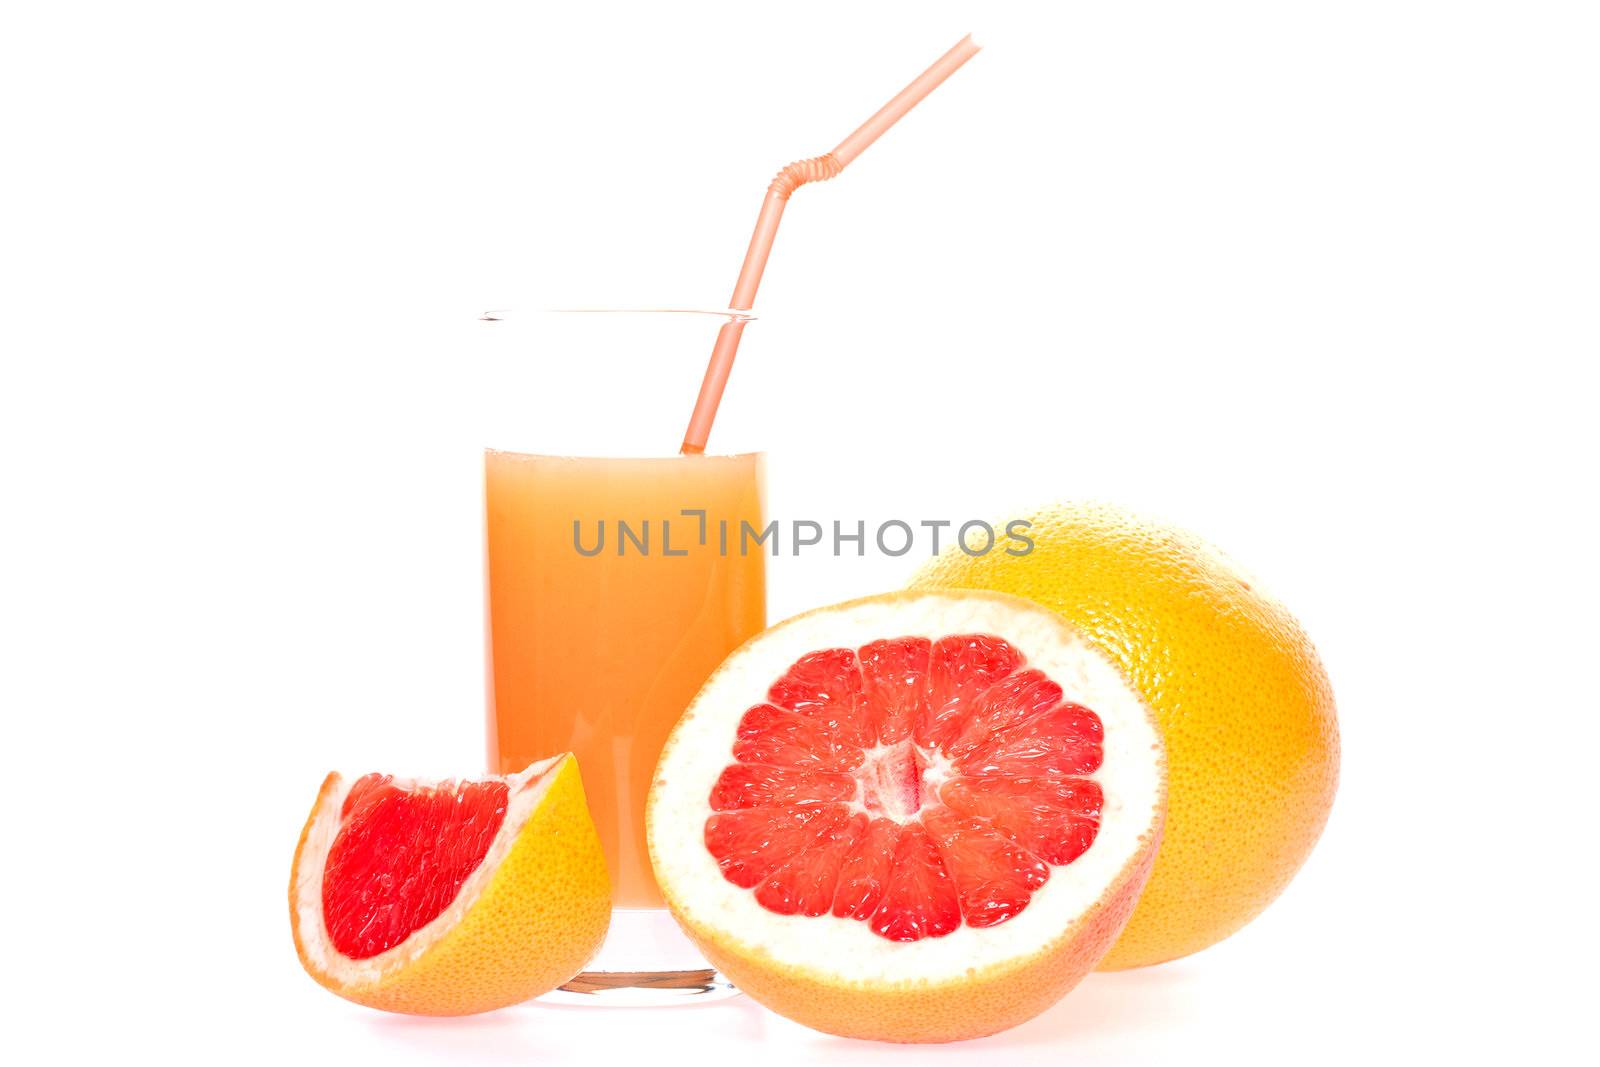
[648,591,1165,1043]
[290,754,610,1015]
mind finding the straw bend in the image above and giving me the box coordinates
[769,153,845,200]
[679,33,980,455]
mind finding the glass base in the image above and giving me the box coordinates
[540,908,739,1006]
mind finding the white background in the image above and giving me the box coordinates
[3,2,1597,1063]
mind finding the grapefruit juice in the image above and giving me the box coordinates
[485,450,766,907]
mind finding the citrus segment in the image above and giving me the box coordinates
[920,634,1025,749]
[872,825,960,941]
[858,636,931,743]
[830,813,900,921]
[323,775,510,960]
[940,775,1103,865]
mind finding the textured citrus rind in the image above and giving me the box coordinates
[911,502,1340,969]
[676,817,1161,1042]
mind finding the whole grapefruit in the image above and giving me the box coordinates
[911,503,1338,969]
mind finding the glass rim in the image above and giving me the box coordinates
[484,446,765,463]
[479,307,757,323]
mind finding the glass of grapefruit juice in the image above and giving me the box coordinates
[480,310,765,1000]
[477,33,979,1004]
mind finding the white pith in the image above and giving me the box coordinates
[847,741,952,823]
[648,591,1163,985]
[292,755,562,985]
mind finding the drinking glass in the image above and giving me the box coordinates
[480,310,765,1002]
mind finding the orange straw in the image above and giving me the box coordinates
[679,33,982,455]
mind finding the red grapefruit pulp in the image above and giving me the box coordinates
[705,636,1105,941]
[322,775,510,959]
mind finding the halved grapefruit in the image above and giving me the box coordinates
[290,753,610,1015]
[647,590,1165,1043]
